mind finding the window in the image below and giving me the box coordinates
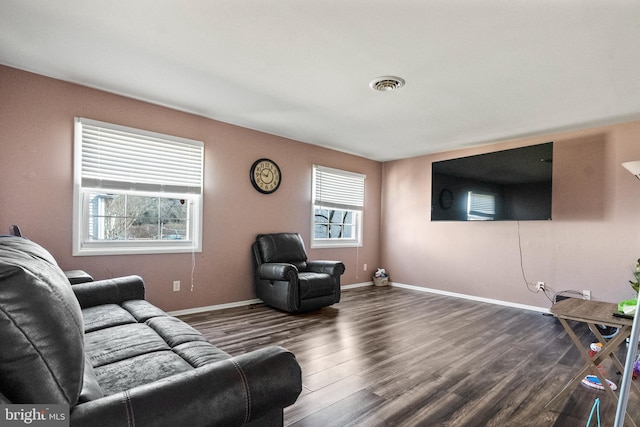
[467,191,496,220]
[73,118,203,255]
[312,165,365,248]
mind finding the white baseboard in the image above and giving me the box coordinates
[168,283,373,316]
[342,281,374,290]
[168,281,550,317]
[389,282,551,314]
[168,298,262,317]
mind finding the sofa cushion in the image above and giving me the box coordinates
[82,304,137,333]
[174,341,231,367]
[0,237,84,404]
[122,299,168,322]
[94,351,194,396]
[146,316,207,347]
[82,300,167,333]
[85,323,170,367]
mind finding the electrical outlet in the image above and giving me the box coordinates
[583,290,591,300]
[536,281,545,291]
[363,263,368,272]
[173,280,180,292]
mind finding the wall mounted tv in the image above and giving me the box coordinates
[431,142,553,221]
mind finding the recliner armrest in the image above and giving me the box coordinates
[306,260,346,276]
[72,275,146,309]
[70,346,302,427]
[256,263,298,281]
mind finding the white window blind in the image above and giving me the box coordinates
[77,118,203,194]
[313,165,365,211]
[467,191,496,220]
[73,117,204,256]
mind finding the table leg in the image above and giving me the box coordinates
[546,318,638,427]
[590,324,640,402]
[590,324,628,374]
[546,318,604,408]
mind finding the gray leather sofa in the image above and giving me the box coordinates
[0,236,302,426]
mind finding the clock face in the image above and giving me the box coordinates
[439,188,454,209]
[250,158,281,194]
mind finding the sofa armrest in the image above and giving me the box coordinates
[72,275,146,309]
[65,269,94,285]
[70,346,302,427]
[307,260,346,276]
[256,263,298,281]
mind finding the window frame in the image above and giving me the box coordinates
[311,165,365,248]
[73,118,203,256]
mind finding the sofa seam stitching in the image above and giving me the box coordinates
[230,359,251,424]
[122,390,135,426]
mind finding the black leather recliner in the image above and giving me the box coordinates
[252,233,345,313]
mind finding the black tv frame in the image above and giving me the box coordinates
[431,142,553,221]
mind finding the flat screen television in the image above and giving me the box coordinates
[431,142,553,221]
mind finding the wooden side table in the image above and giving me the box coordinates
[546,298,640,427]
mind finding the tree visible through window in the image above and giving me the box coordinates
[88,193,189,241]
[73,118,203,255]
[311,165,365,247]
[314,208,355,239]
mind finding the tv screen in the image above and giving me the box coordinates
[431,142,553,221]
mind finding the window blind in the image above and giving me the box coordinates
[468,192,496,218]
[76,118,203,194]
[313,165,365,211]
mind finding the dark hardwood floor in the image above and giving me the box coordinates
[179,286,640,426]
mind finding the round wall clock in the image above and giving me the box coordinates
[250,158,281,194]
[439,188,454,209]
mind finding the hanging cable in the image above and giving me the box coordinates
[517,221,553,303]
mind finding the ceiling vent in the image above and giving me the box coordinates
[369,76,405,92]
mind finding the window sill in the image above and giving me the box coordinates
[310,240,362,249]
[73,242,201,256]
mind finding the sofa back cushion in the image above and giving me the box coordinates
[0,237,84,404]
[256,233,308,271]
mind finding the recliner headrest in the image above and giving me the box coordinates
[256,233,308,264]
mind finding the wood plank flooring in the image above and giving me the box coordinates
[179,285,640,426]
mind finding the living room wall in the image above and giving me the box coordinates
[0,65,382,312]
[381,121,640,310]
[5,64,640,314]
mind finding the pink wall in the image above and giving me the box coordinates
[5,64,640,313]
[381,123,640,308]
[0,66,382,311]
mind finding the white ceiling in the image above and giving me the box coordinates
[1,1,639,162]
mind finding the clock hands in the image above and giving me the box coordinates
[261,169,274,183]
